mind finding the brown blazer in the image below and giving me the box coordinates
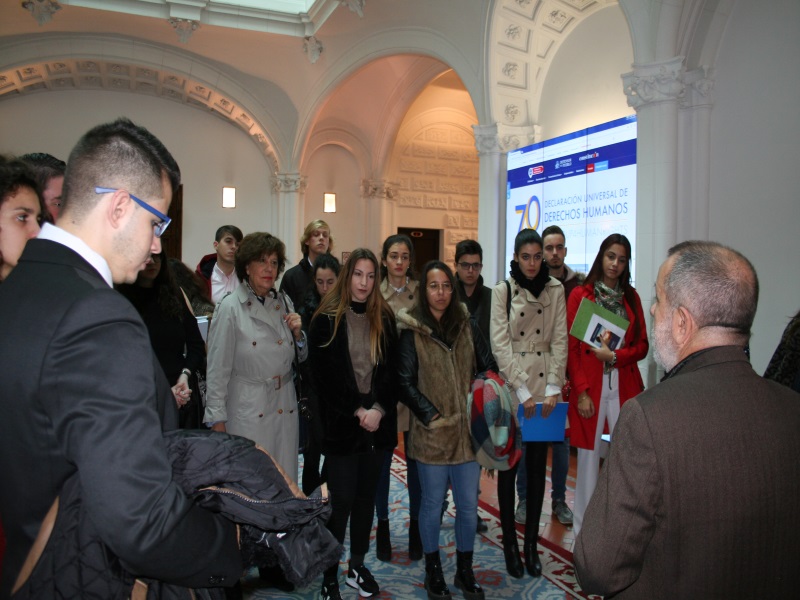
[574,346,800,599]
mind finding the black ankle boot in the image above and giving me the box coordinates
[523,538,542,577]
[409,518,423,561]
[454,550,484,600]
[424,551,452,599]
[376,518,392,562]
[502,539,524,579]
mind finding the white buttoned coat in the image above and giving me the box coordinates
[490,276,568,405]
[204,283,307,479]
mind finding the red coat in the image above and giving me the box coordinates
[566,284,649,450]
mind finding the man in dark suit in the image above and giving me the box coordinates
[0,119,241,596]
[573,240,800,598]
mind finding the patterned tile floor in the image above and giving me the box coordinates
[244,441,585,599]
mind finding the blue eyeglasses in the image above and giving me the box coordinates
[95,187,171,237]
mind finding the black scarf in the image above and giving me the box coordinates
[509,260,550,298]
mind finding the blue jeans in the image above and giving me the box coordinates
[416,461,480,554]
[374,431,421,520]
[516,439,570,503]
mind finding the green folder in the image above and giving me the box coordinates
[569,297,629,350]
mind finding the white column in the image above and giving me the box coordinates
[473,124,538,285]
[622,55,685,386]
[473,125,504,285]
[271,173,306,264]
[361,179,398,255]
[678,67,715,241]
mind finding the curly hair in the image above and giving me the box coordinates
[235,232,287,282]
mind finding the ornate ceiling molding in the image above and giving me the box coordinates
[338,0,365,18]
[32,0,340,38]
[21,0,61,26]
[490,0,610,128]
[168,18,200,44]
[0,56,278,169]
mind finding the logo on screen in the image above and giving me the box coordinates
[515,195,540,232]
[533,165,544,175]
[528,167,533,178]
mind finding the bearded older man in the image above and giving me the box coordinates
[573,240,800,599]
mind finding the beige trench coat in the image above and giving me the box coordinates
[490,276,568,409]
[204,283,307,479]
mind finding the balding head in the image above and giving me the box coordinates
[651,241,758,371]
[666,241,758,341]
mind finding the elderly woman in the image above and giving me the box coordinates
[204,231,306,592]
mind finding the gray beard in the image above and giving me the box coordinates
[652,320,679,371]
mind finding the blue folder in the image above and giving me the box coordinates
[517,402,568,442]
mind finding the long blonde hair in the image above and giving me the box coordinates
[312,248,394,364]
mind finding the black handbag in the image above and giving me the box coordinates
[279,293,315,455]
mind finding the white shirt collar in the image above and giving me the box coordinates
[37,222,114,287]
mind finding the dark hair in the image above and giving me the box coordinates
[585,233,639,337]
[513,228,543,255]
[0,156,43,211]
[61,118,180,221]
[313,253,341,278]
[455,239,483,263]
[235,232,287,282]
[380,234,416,281]
[168,258,214,316]
[118,250,183,319]
[412,261,468,345]
[313,248,394,364]
[20,153,66,192]
[215,224,243,243]
[541,225,565,240]
[665,240,758,341]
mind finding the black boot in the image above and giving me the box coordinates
[376,518,392,562]
[408,518,423,561]
[454,550,484,600]
[523,537,542,578]
[424,551,452,600]
[502,538,524,579]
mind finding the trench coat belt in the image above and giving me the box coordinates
[510,340,551,353]
[231,370,294,391]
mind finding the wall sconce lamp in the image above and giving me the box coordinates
[323,192,336,213]
[222,186,236,208]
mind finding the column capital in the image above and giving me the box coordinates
[473,124,502,155]
[681,66,715,109]
[473,124,539,155]
[361,179,397,201]
[272,172,306,194]
[622,56,686,110]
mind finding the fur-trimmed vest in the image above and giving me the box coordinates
[395,306,496,465]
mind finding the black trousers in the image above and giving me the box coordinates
[498,441,548,546]
[323,451,384,578]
